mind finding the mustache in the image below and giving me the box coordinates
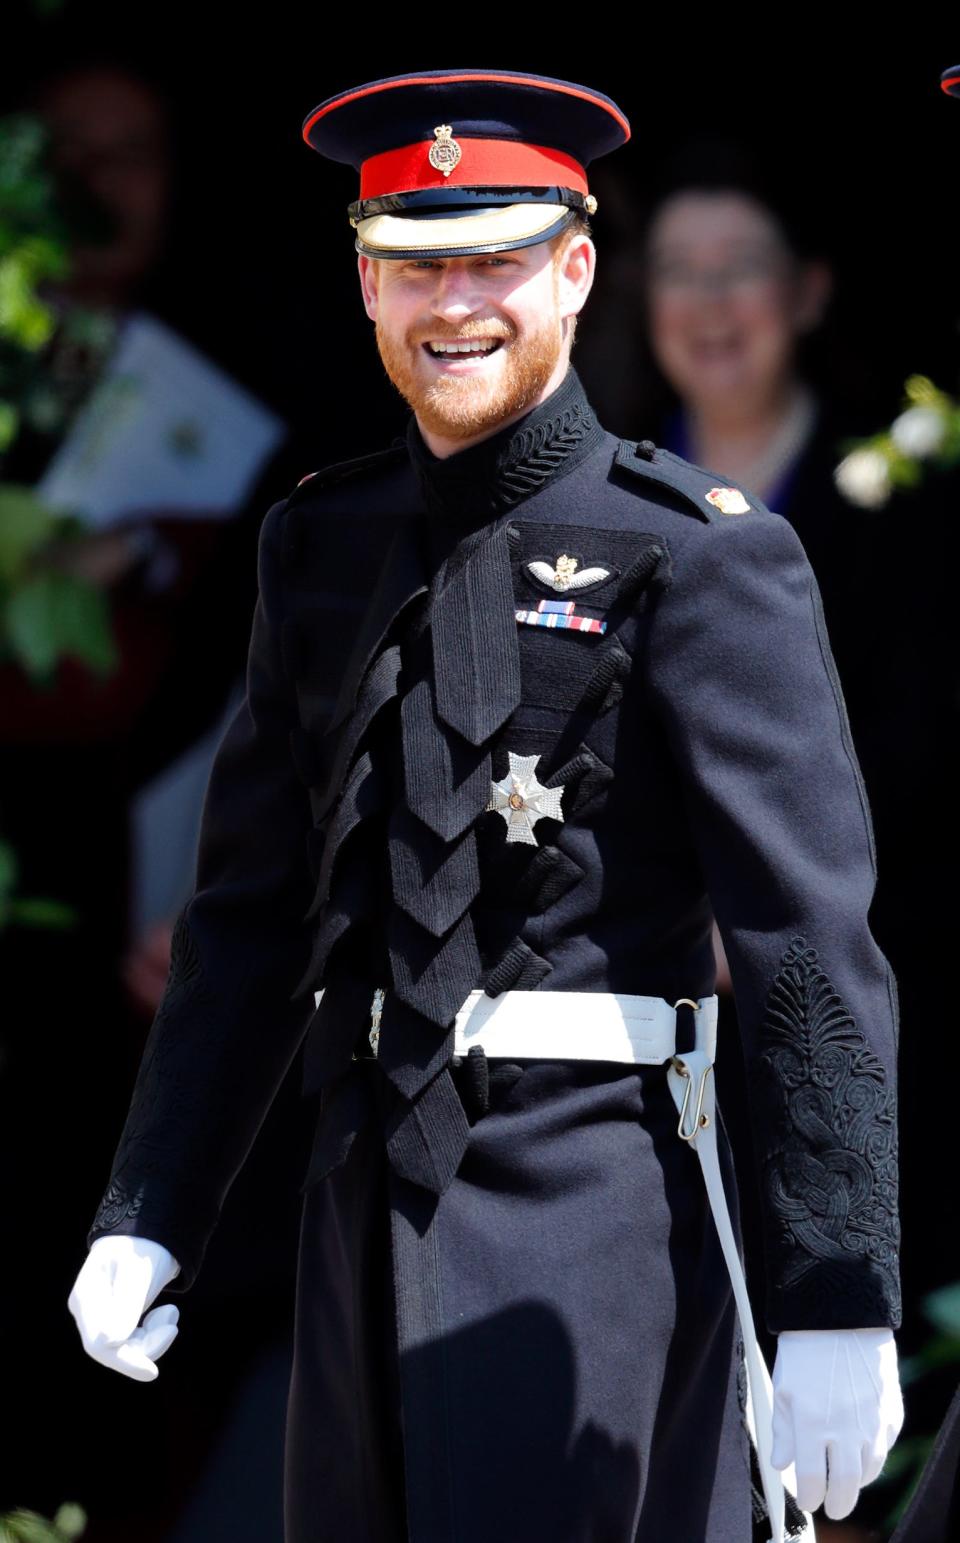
[410,323,515,344]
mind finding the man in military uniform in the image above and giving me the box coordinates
[69,70,904,1543]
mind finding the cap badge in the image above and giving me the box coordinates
[487,751,565,845]
[527,555,613,593]
[428,124,462,178]
[706,487,751,515]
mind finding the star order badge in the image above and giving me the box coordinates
[487,752,565,845]
[428,124,462,178]
[705,487,751,515]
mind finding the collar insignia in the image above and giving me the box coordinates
[487,751,565,845]
[705,486,751,515]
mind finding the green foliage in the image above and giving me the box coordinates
[0,1504,86,1542]
[0,398,18,452]
[0,111,121,684]
[0,108,119,933]
[900,1282,960,1385]
[0,485,117,682]
[0,836,77,931]
[0,836,17,896]
[4,562,117,682]
[870,1280,960,1531]
[0,484,62,576]
[0,111,120,451]
[0,115,72,355]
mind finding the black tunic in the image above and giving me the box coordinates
[86,365,901,1541]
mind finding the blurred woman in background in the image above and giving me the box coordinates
[592,139,958,1543]
[639,142,857,655]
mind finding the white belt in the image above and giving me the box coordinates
[452,987,717,1063]
[448,987,814,1543]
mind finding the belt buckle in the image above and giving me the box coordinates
[368,987,385,1056]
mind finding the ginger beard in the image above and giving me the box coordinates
[373,251,569,441]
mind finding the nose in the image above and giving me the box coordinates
[430,264,486,322]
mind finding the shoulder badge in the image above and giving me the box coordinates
[613,439,767,523]
[705,486,750,515]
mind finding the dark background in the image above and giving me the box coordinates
[4,14,959,465]
[2,11,958,1540]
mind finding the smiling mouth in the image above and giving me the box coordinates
[422,338,506,358]
[691,335,742,358]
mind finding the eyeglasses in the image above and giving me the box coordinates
[646,251,787,296]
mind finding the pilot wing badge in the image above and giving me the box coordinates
[526,554,613,592]
[519,554,612,635]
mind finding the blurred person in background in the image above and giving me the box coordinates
[1,55,308,1539]
[594,138,957,1543]
[638,141,852,659]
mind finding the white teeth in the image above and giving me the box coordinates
[427,339,500,355]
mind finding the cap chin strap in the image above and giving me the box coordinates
[349,185,595,224]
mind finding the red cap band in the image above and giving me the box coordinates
[359,137,589,200]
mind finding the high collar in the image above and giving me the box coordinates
[405,364,605,531]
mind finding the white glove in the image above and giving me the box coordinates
[770,1326,904,1520]
[67,1235,182,1382]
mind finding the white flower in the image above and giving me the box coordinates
[833,448,892,509]
[889,404,947,459]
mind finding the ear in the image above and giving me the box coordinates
[358,253,380,321]
[794,259,833,334]
[555,234,596,324]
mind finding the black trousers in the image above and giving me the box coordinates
[284,1056,753,1543]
